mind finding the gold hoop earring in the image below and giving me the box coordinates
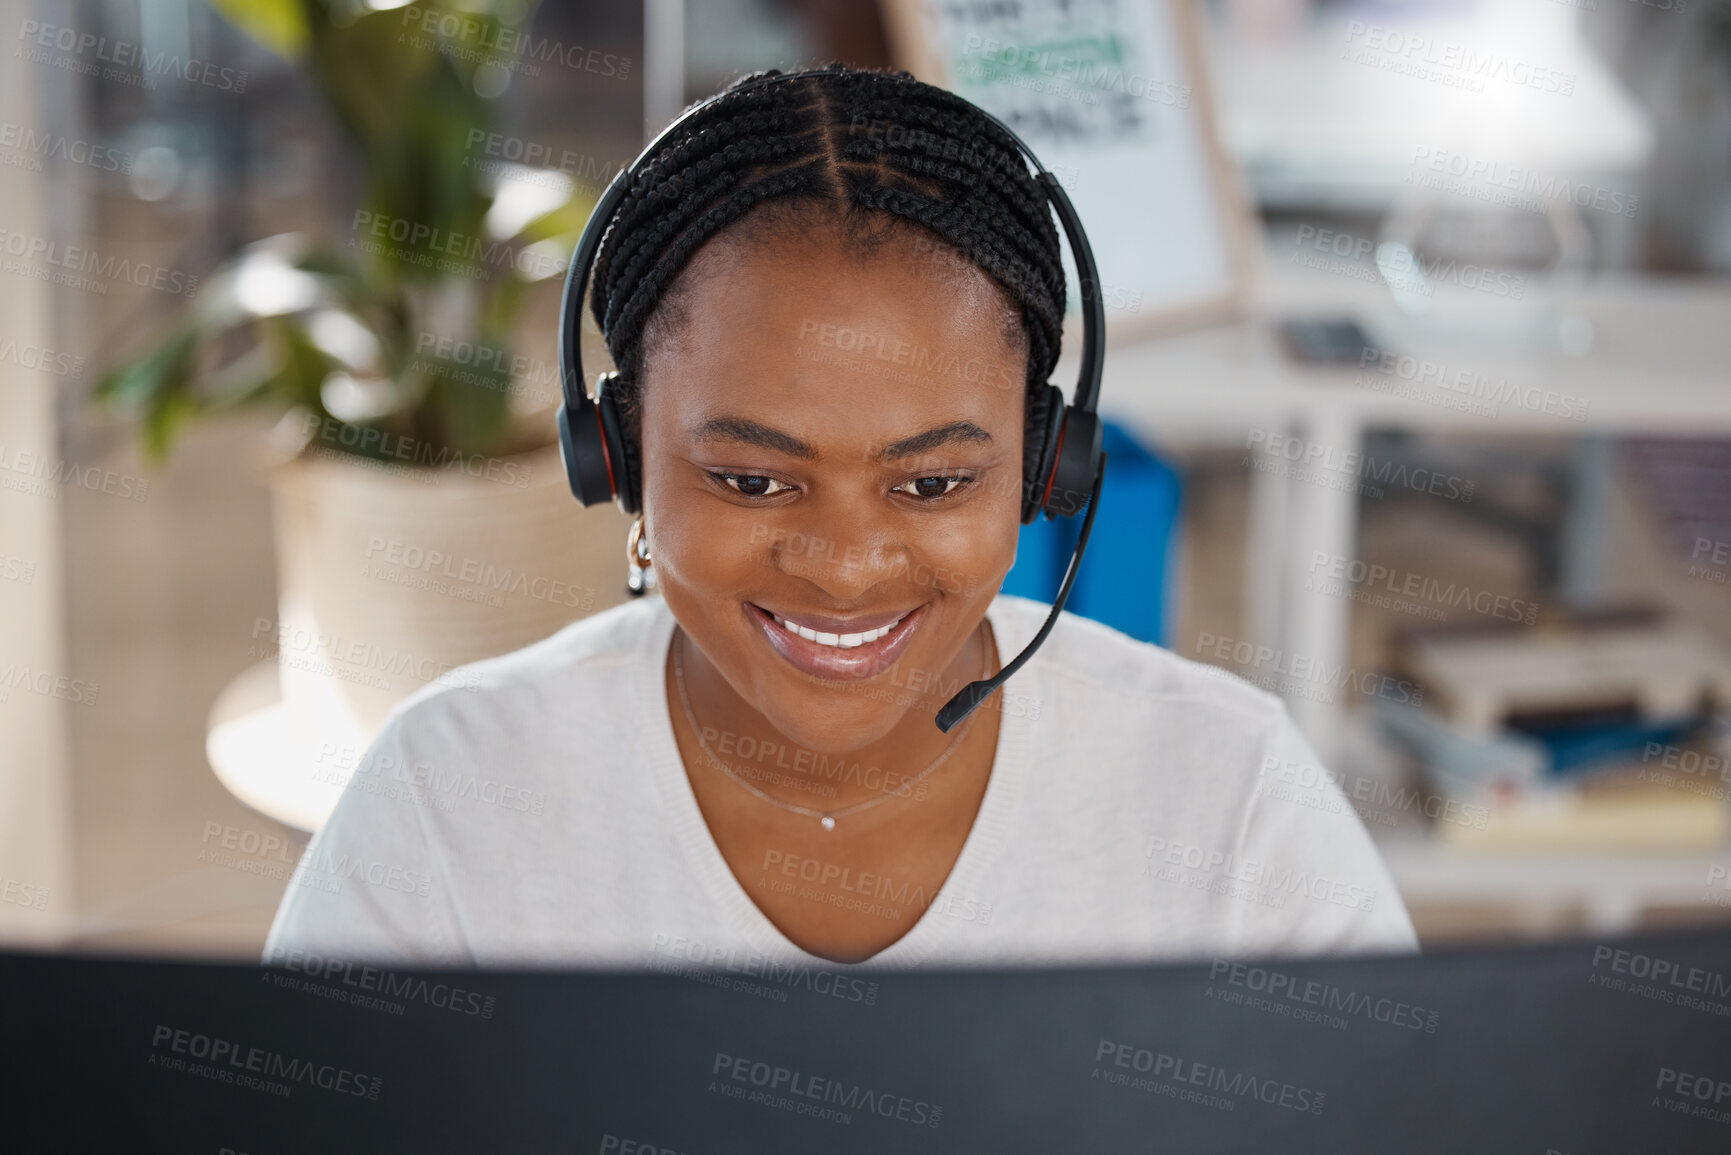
[626,516,655,596]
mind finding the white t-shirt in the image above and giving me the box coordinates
[263,594,1417,972]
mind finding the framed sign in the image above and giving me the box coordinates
[879,0,1255,339]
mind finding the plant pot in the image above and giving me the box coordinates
[207,436,634,830]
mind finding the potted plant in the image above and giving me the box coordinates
[97,0,631,829]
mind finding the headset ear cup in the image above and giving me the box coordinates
[1044,405,1101,519]
[557,395,617,507]
[1023,383,1066,525]
[594,374,639,515]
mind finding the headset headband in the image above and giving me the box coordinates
[556,66,1105,523]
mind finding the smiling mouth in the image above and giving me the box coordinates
[767,610,911,649]
[745,602,926,681]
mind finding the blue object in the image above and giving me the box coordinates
[1507,714,1705,778]
[1001,420,1181,646]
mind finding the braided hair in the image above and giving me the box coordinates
[588,61,1068,495]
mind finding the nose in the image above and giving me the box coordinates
[765,502,906,604]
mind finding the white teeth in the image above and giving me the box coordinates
[772,613,904,648]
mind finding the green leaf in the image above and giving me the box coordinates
[143,390,204,464]
[310,9,447,146]
[208,0,312,60]
[507,191,595,248]
[92,2,562,467]
[204,340,288,411]
[95,325,203,463]
[422,341,512,457]
[93,322,199,410]
[262,317,339,413]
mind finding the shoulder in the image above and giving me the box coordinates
[380,596,669,739]
[991,594,1285,733]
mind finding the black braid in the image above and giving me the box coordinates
[588,62,1068,496]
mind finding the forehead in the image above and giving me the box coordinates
[651,215,1024,357]
[639,218,1028,437]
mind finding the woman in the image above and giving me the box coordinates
[265,64,1416,971]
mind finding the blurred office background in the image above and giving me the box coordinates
[3,0,1731,958]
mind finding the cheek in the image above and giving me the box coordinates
[923,493,1019,595]
[644,498,762,594]
[635,429,761,594]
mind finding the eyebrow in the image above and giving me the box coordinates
[876,421,993,461]
[690,417,818,459]
[689,418,992,462]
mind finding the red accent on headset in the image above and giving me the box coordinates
[1039,416,1067,512]
[594,406,619,496]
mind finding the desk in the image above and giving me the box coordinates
[1377,830,1728,936]
[1073,240,1731,761]
[1369,761,1731,937]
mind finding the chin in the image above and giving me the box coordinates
[760,678,935,752]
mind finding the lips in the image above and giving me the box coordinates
[747,602,925,681]
[769,608,911,648]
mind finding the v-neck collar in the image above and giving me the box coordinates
[635,596,1034,970]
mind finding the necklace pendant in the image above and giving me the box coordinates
[820,815,836,832]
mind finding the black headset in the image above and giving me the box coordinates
[556,67,1109,732]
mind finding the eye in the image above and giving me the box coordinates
[714,473,793,498]
[895,475,974,501]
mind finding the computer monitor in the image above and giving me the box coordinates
[5,923,1728,1152]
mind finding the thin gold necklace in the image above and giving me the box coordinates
[672,628,987,832]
